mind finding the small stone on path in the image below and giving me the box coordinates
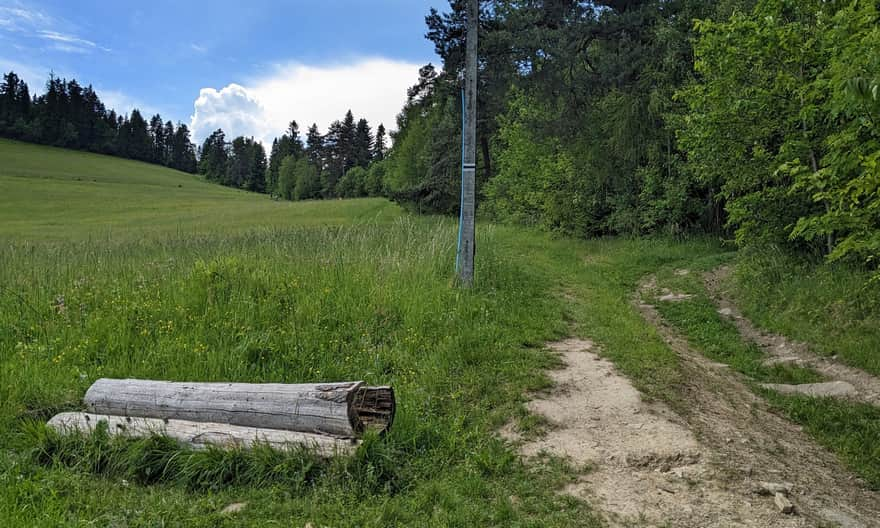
[659,293,694,302]
[774,492,795,515]
[757,482,792,496]
[717,307,734,316]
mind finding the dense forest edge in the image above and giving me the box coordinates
[2,0,879,285]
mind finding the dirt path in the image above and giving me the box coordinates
[705,266,880,405]
[503,282,880,527]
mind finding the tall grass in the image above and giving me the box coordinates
[732,247,880,375]
[0,217,597,526]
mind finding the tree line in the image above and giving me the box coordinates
[0,72,197,173]
[198,110,388,200]
[378,0,880,276]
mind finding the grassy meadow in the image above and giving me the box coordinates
[0,139,399,241]
[2,140,879,525]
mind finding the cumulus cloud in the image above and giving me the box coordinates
[190,57,420,146]
[191,84,267,141]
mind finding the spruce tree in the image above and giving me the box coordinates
[374,124,387,161]
[354,118,373,168]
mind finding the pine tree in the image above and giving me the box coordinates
[306,123,324,168]
[341,110,356,172]
[170,123,197,173]
[354,118,373,168]
[125,109,151,161]
[149,114,166,165]
[323,120,345,196]
[374,123,387,161]
[199,129,228,182]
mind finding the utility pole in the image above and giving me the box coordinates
[457,0,478,287]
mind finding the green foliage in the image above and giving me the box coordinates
[364,161,387,197]
[678,1,828,250]
[382,64,462,214]
[678,0,880,275]
[483,91,588,234]
[336,166,367,198]
[789,3,880,273]
[292,158,321,201]
[276,155,297,200]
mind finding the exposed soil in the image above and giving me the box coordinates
[704,266,880,405]
[502,280,880,527]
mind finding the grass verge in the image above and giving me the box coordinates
[647,262,880,489]
[730,248,880,376]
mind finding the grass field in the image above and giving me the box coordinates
[0,139,399,241]
[2,140,878,525]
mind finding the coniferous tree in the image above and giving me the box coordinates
[170,123,197,173]
[124,109,151,161]
[354,118,373,168]
[323,119,345,196]
[306,123,324,168]
[199,129,228,182]
[373,123,387,161]
[149,114,166,164]
[341,110,356,173]
[267,120,305,194]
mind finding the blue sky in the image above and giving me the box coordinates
[0,0,442,143]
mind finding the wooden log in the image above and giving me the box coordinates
[84,378,394,438]
[47,412,358,456]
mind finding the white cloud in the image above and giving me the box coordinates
[0,4,109,53]
[0,5,53,32]
[191,83,266,142]
[36,29,109,52]
[190,57,420,146]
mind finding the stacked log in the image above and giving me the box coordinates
[47,378,395,456]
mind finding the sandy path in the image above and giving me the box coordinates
[502,281,880,527]
[704,266,880,405]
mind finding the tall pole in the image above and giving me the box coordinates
[458,0,478,287]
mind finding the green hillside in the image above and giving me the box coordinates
[0,139,400,241]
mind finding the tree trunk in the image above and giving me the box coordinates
[84,378,394,438]
[48,412,358,456]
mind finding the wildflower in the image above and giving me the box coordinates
[53,295,66,314]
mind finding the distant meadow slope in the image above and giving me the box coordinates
[0,139,401,241]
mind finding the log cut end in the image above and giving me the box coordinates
[353,386,395,434]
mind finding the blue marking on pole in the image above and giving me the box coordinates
[456,87,466,273]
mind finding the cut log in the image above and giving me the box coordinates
[84,378,395,438]
[47,412,358,456]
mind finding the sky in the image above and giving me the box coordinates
[0,0,442,145]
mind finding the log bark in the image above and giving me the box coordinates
[47,412,357,456]
[84,379,394,438]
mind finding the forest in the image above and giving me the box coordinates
[379,0,880,278]
[197,113,388,199]
[0,72,198,173]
